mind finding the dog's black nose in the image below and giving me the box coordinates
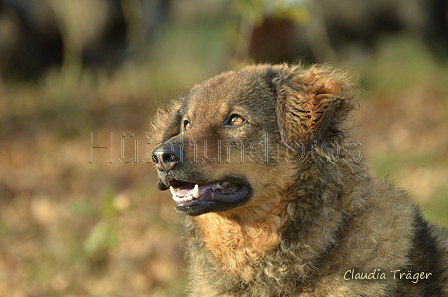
[152,143,181,171]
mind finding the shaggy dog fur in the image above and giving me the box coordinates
[151,64,448,296]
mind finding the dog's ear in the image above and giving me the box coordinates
[271,65,356,147]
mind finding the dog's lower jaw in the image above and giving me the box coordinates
[174,184,253,216]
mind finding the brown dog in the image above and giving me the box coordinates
[151,64,448,296]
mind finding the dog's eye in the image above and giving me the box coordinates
[184,120,191,131]
[227,115,246,126]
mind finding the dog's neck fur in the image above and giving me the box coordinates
[181,180,290,281]
[195,211,283,280]
[180,158,368,295]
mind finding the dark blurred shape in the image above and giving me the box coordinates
[248,0,448,64]
[249,18,301,64]
[0,0,63,79]
[0,0,170,81]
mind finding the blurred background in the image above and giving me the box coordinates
[0,0,447,296]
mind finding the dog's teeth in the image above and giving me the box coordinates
[221,182,231,186]
[170,186,177,197]
[193,184,200,198]
[215,184,222,189]
[177,196,193,203]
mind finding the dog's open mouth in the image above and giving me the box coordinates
[167,179,251,215]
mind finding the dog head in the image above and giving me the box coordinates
[151,64,356,217]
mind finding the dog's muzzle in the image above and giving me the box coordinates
[152,143,252,216]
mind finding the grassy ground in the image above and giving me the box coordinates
[356,33,448,227]
[0,20,447,297]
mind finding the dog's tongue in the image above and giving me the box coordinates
[176,184,205,197]
[176,182,237,198]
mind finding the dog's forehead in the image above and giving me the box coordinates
[183,68,274,119]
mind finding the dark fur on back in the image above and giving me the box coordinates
[151,64,448,296]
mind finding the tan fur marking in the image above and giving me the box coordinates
[218,102,229,118]
[196,210,282,280]
[193,161,294,281]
